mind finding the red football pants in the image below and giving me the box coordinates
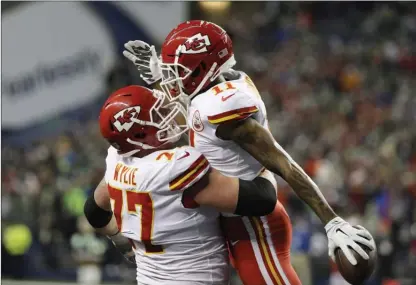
[221,201,301,285]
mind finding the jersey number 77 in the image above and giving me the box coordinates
[108,185,164,254]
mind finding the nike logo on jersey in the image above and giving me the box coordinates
[178,151,190,160]
[221,92,236,102]
[230,240,239,247]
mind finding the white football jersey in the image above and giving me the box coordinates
[187,70,270,181]
[105,146,229,285]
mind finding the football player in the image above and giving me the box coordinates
[84,85,279,285]
[122,20,376,285]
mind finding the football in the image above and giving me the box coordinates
[335,242,377,285]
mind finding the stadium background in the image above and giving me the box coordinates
[1,1,415,285]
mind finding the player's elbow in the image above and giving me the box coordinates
[192,169,276,216]
[235,176,277,216]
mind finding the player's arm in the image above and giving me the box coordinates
[217,118,376,265]
[84,178,118,235]
[170,150,276,216]
[189,170,277,216]
[192,170,276,216]
[216,117,337,224]
[84,178,135,263]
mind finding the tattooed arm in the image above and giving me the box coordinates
[216,117,337,224]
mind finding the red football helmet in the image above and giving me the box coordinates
[160,20,236,101]
[99,85,187,156]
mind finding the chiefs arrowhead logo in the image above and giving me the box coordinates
[192,110,204,132]
[111,106,141,132]
[181,33,211,54]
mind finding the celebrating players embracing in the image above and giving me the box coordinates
[84,85,279,285]
[123,20,377,285]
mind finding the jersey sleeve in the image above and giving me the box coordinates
[205,86,259,125]
[104,146,119,184]
[168,147,211,192]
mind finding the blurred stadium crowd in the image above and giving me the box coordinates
[2,2,415,285]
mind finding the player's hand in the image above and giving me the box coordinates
[123,40,162,85]
[107,231,135,264]
[325,217,375,266]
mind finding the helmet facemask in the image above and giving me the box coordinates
[124,90,188,155]
[160,61,192,104]
[160,20,237,108]
[160,53,237,107]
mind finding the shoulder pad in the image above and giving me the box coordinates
[204,82,259,124]
[167,147,211,192]
[222,69,241,81]
[104,146,119,184]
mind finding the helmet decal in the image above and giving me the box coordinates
[99,86,188,156]
[160,20,236,100]
[182,33,211,54]
[111,106,141,132]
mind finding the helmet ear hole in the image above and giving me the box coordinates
[191,66,201,78]
[134,132,146,139]
[200,61,206,70]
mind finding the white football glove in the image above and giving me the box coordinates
[107,231,135,264]
[123,40,162,85]
[325,217,375,266]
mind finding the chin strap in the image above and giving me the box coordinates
[121,140,173,158]
[187,55,237,100]
[188,62,218,99]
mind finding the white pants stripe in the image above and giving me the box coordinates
[260,216,291,285]
[242,217,275,285]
